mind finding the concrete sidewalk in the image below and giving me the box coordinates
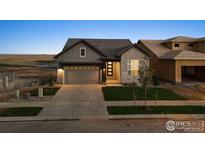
[0,114,205,122]
[0,100,205,122]
[0,102,50,108]
[106,100,205,106]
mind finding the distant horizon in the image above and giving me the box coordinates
[1,20,205,54]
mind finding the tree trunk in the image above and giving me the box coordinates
[3,89,5,102]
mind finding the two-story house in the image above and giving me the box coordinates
[137,36,205,83]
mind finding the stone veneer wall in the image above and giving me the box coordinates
[121,47,148,84]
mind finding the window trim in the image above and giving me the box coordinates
[188,43,194,48]
[128,59,139,76]
[80,47,86,58]
[174,43,180,48]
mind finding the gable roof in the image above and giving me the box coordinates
[54,39,107,58]
[139,40,172,57]
[54,38,133,59]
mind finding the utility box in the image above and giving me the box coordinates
[16,90,20,99]
[38,88,43,98]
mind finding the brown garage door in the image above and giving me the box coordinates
[64,66,99,84]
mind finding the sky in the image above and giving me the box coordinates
[0,20,205,54]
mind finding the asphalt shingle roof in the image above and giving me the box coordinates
[57,38,133,58]
[139,40,172,57]
[160,50,205,60]
[163,36,196,43]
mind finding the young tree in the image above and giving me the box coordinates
[138,58,154,107]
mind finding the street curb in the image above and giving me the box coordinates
[108,114,205,119]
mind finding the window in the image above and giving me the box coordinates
[189,43,194,48]
[80,47,86,57]
[128,60,139,76]
[107,62,113,76]
[174,43,180,47]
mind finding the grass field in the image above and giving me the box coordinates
[0,54,56,78]
[107,106,205,114]
[102,86,185,101]
[0,107,43,117]
[0,54,54,67]
[0,63,34,67]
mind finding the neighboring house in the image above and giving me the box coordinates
[137,36,205,83]
[54,38,148,84]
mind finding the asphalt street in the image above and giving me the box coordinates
[0,118,204,133]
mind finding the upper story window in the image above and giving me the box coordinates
[128,60,139,76]
[189,43,194,48]
[174,43,180,47]
[80,47,86,58]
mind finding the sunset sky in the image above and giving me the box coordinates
[1,20,205,54]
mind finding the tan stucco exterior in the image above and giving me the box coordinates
[164,41,205,52]
[196,41,205,53]
[171,42,196,51]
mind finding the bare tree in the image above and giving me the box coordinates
[138,57,154,107]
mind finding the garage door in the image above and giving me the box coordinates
[64,66,99,84]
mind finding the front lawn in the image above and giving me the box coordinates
[0,107,43,117]
[107,106,205,115]
[102,86,185,101]
[30,87,60,96]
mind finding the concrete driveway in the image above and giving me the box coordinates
[39,84,108,119]
[51,84,104,102]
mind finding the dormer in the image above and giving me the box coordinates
[162,36,196,51]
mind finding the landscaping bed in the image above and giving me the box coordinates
[163,84,205,100]
[0,107,43,117]
[0,86,60,102]
[107,106,205,115]
[30,87,60,96]
[102,86,185,101]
